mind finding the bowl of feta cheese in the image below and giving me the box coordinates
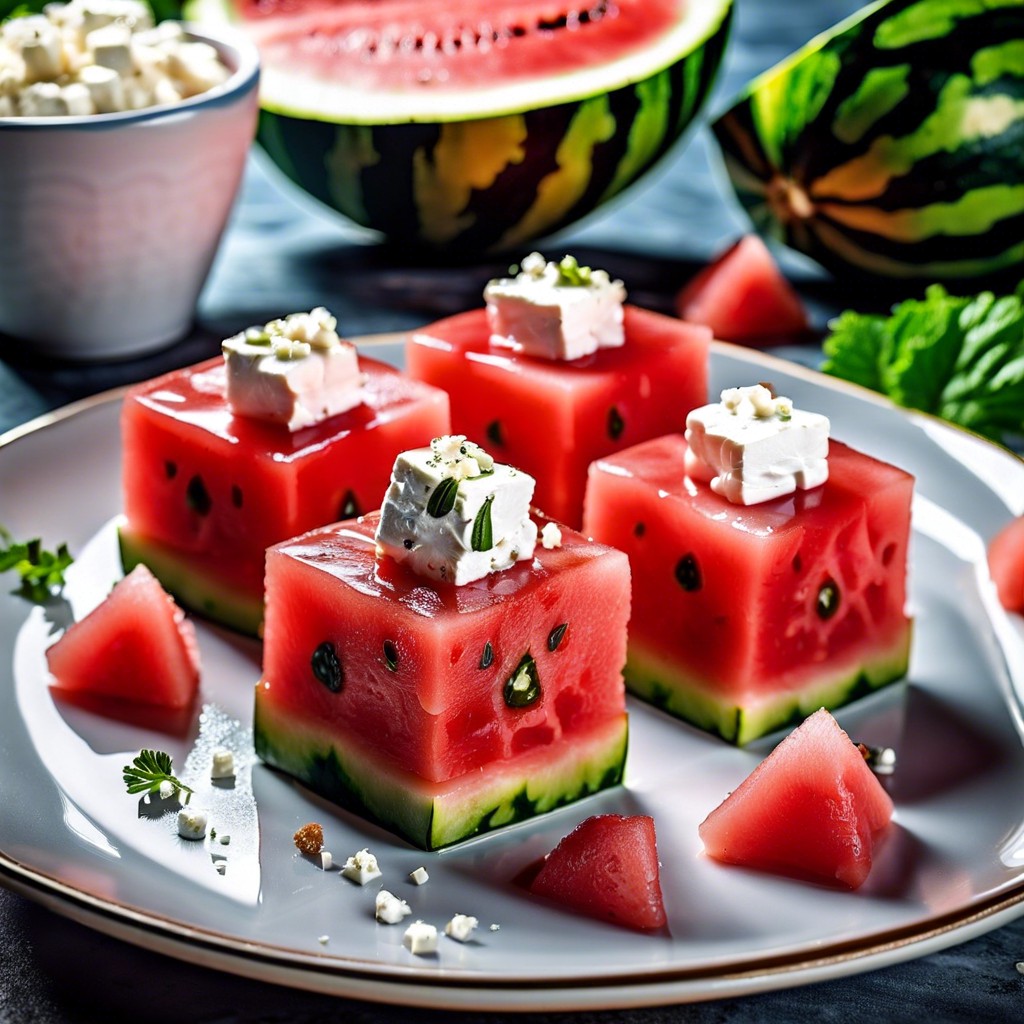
[0,0,260,359]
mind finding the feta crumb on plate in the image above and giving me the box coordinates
[403,920,438,955]
[341,848,382,885]
[375,890,412,925]
[445,914,479,943]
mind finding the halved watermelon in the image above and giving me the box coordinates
[186,0,733,252]
[119,354,449,635]
[582,434,913,743]
[989,516,1024,613]
[530,814,666,931]
[45,565,200,710]
[407,306,710,529]
[675,235,809,345]
[698,708,894,889]
[254,511,631,849]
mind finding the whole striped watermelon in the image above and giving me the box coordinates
[187,0,732,254]
[712,0,1024,283]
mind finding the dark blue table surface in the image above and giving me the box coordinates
[3,2,1024,1020]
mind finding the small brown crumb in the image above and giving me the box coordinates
[293,822,324,855]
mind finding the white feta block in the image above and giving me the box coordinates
[685,384,830,506]
[375,435,537,586]
[77,62,124,112]
[222,309,365,432]
[319,850,333,871]
[375,890,412,925]
[19,21,64,83]
[86,23,133,74]
[165,41,228,96]
[340,848,382,885]
[176,806,208,840]
[484,252,626,361]
[444,914,478,943]
[18,81,67,115]
[402,920,438,955]
[409,866,429,886]
[60,81,94,114]
[210,748,235,779]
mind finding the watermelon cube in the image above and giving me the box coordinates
[406,306,710,529]
[582,434,913,744]
[119,355,450,635]
[698,708,894,889]
[530,814,667,931]
[254,512,631,850]
[46,564,200,710]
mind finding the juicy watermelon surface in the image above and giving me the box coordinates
[407,306,710,529]
[530,814,667,930]
[255,511,631,848]
[120,355,449,633]
[699,709,894,889]
[583,434,914,743]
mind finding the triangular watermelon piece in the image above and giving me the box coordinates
[698,708,893,889]
[675,234,808,346]
[529,814,667,930]
[46,565,201,709]
[989,515,1024,613]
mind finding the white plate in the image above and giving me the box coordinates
[1,338,1024,1012]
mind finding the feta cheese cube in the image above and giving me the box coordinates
[86,23,133,75]
[176,806,208,840]
[19,81,67,115]
[60,81,94,114]
[340,848,382,885]
[685,385,830,506]
[539,522,562,549]
[375,890,412,925]
[77,62,124,112]
[402,920,438,955]
[409,866,429,886]
[222,309,366,432]
[444,914,478,943]
[375,435,538,586]
[210,748,235,779]
[484,252,626,361]
[19,21,63,83]
[319,850,333,871]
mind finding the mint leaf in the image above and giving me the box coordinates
[122,749,193,802]
[471,495,494,552]
[822,283,1024,447]
[0,525,74,603]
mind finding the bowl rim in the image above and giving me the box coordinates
[0,21,260,130]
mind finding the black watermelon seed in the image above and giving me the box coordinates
[503,653,541,708]
[607,406,625,441]
[311,641,343,692]
[817,579,841,620]
[479,641,494,669]
[231,485,243,509]
[185,475,212,516]
[486,420,505,446]
[675,553,702,592]
[547,623,568,652]
[340,490,360,519]
[383,639,399,672]
[634,522,646,538]
[164,460,177,479]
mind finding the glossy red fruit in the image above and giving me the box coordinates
[989,516,1024,613]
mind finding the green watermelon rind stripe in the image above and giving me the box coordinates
[624,629,912,746]
[118,524,264,637]
[253,699,628,850]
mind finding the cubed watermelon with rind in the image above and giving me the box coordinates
[698,708,894,889]
[45,564,200,710]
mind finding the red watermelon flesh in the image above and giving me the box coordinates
[120,354,449,631]
[989,516,1024,613]
[530,814,667,930]
[675,235,808,346]
[698,709,894,889]
[45,565,200,710]
[582,433,913,743]
[407,305,710,529]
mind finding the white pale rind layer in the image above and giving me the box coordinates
[375,448,537,586]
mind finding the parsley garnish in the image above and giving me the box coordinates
[822,282,1024,447]
[0,525,74,603]
[556,255,593,287]
[123,749,193,803]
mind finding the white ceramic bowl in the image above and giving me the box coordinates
[0,23,260,361]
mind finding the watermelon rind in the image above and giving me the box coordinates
[253,696,628,851]
[118,523,263,638]
[712,0,1024,281]
[184,0,732,252]
[625,630,912,745]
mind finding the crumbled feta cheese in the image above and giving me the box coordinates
[684,384,830,505]
[409,866,429,886]
[484,252,626,361]
[444,914,478,943]
[157,779,176,800]
[375,890,412,925]
[0,1,229,117]
[222,308,366,432]
[402,920,438,955]
[319,850,333,871]
[318,934,330,945]
[489,923,500,932]
[375,435,538,586]
[539,522,562,549]
[210,747,235,779]
[176,806,208,840]
[341,848,382,885]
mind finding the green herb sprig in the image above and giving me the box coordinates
[822,282,1024,447]
[123,749,193,803]
[0,525,74,603]
[556,255,593,287]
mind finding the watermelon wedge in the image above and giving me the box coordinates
[529,814,667,931]
[698,709,894,889]
[989,516,1024,613]
[675,235,808,345]
[45,565,201,710]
